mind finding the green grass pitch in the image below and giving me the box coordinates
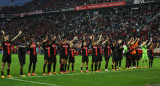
[0,54,160,86]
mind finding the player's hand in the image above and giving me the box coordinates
[90,36,92,39]
[74,36,77,39]
[1,30,5,34]
[19,30,22,35]
[100,34,102,38]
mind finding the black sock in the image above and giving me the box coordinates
[1,70,4,75]
[32,63,36,73]
[53,63,56,72]
[68,64,70,71]
[91,64,93,71]
[112,65,113,69]
[119,60,121,68]
[61,64,64,72]
[65,64,67,71]
[151,61,153,67]
[43,64,46,73]
[81,67,83,70]
[7,69,10,75]
[72,64,74,71]
[98,63,101,70]
[115,65,117,69]
[20,65,23,75]
[29,63,32,73]
[137,62,139,67]
[95,64,97,71]
[105,62,108,69]
[47,64,51,73]
[86,67,88,70]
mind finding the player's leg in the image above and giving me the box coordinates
[7,63,12,78]
[43,60,48,75]
[64,59,68,73]
[67,62,70,72]
[47,60,52,75]
[86,61,89,72]
[81,62,84,73]
[1,62,6,78]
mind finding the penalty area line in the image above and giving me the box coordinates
[7,78,59,86]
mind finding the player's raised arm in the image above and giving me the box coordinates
[96,34,102,44]
[147,38,152,46]
[11,30,22,42]
[139,40,148,47]
[127,37,133,46]
[69,36,77,44]
[155,42,160,49]
[101,37,109,45]
[1,30,5,42]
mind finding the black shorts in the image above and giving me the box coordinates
[98,54,102,61]
[118,55,123,61]
[130,54,136,62]
[18,53,26,65]
[51,55,57,63]
[44,56,51,61]
[30,55,37,63]
[68,56,75,63]
[92,55,98,63]
[135,54,140,61]
[2,54,11,63]
[112,56,117,62]
[126,53,130,62]
[82,56,89,63]
[149,56,154,60]
[104,55,110,61]
[60,54,68,60]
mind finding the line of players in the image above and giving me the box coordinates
[1,30,159,78]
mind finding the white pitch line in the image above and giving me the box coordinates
[7,78,59,86]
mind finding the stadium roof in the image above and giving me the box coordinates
[0,0,32,6]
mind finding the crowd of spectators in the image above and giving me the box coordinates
[0,3,159,46]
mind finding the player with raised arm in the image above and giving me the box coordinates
[91,35,102,72]
[18,36,28,77]
[101,37,110,71]
[28,37,39,76]
[1,30,22,78]
[81,36,92,73]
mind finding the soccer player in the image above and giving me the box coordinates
[126,37,133,69]
[1,30,22,78]
[67,42,80,72]
[91,35,102,72]
[148,42,159,68]
[101,37,110,71]
[129,38,140,68]
[18,36,28,77]
[139,39,151,68]
[49,35,58,74]
[42,36,52,75]
[28,37,39,76]
[117,40,123,69]
[81,36,92,73]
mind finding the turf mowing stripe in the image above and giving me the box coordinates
[7,78,59,86]
[13,68,160,79]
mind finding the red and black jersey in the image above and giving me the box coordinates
[69,47,75,57]
[29,42,37,56]
[92,45,98,56]
[2,41,11,55]
[60,44,69,55]
[97,45,102,55]
[50,42,57,56]
[104,45,111,56]
[82,46,88,56]
[43,41,50,58]
[81,40,91,57]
